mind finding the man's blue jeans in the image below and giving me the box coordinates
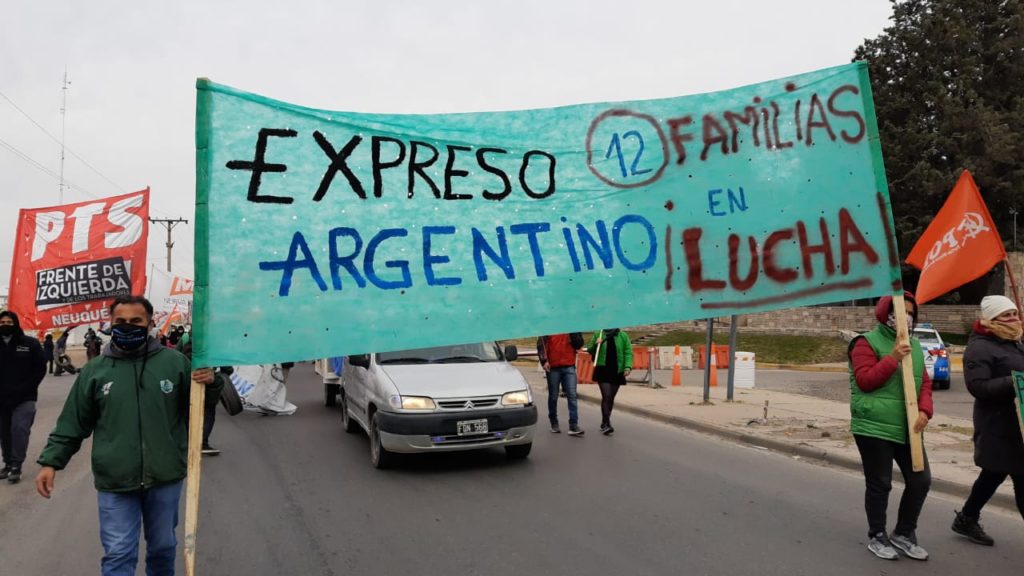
[97,480,182,576]
[546,366,579,426]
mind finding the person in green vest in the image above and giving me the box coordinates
[587,328,632,435]
[847,292,934,562]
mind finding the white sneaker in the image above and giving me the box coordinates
[867,533,899,560]
[890,532,928,560]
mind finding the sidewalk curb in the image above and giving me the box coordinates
[575,393,1017,511]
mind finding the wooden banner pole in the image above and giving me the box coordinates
[592,329,605,369]
[892,294,925,472]
[183,378,206,576]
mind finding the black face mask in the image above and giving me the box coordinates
[111,324,148,350]
[0,325,15,338]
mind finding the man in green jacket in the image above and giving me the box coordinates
[34,296,224,576]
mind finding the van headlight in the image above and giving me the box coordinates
[501,389,532,406]
[388,395,436,411]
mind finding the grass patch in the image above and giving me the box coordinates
[940,332,971,346]
[643,330,850,364]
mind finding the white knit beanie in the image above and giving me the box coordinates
[980,295,1017,321]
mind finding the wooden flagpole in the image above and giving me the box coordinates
[891,294,925,472]
[1004,256,1022,313]
[183,378,206,576]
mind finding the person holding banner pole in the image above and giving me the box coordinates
[952,295,1024,545]
[587,329,632,436]
[847,293,933,561]
[33,296,223,576]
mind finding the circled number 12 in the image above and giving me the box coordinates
[605,130,652,179]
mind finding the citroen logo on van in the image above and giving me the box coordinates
[464,400,475,409]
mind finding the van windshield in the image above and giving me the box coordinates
[377,342,503,365]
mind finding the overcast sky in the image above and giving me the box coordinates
[0,0,895,295]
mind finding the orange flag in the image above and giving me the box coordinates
[906,170,1005,304]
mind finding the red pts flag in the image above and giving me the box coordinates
[906,171,1005,304]
[8,189,150,331]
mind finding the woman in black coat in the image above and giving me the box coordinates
[953,295,1024,545]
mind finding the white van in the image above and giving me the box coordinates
[332,342,537,468]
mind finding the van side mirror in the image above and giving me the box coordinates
[349,354,371,368]
[504,345,518,362]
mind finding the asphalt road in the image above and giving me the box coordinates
[754,370,977,420]
[1,365,1020,575]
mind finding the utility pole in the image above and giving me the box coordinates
[59,69,71,204]
[149,218,188,272]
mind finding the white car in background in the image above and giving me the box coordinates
[333,342,537,468]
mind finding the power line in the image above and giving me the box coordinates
[0,136,98,199]
[0,135,176,218]
[0,88,127,193]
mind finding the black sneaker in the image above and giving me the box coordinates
[603,425,615,436]
[6,468,21,484]
[599,424,610,433]
[567,426,584,436]
[201,445,221,456]
[952,510,994,546]
[550,424,561,434]
[0,466,10,480]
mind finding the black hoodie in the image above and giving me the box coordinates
[0,310,47,407]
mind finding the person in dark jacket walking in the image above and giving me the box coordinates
[0,310,47,484]
[34,296,224,576]
[53,331,69,376]
[587,329,632,435]
[178,331,230,456]
[847,293,933,561]
[537,333,585,435]
[952,295,1024,545]
[85,327,102,361]
[42,333,55,375]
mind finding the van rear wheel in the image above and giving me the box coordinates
[505,443,532,459]
[369,413,396,469]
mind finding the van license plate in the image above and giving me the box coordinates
[457,419,488,436]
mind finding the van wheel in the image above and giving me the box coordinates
[505,443,532,459]
[325,383,340,407]
[340,393,359,433]
[369,413,396,469]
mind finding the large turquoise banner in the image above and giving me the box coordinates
[194,62,899,367]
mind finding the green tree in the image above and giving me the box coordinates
[854,0,1024,302]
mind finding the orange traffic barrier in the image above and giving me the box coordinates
[672,344,682,386]
[632,346,651,370]
[708,343,719,387]
[576,351,596,384]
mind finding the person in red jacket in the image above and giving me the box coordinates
[537,333,585,436]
